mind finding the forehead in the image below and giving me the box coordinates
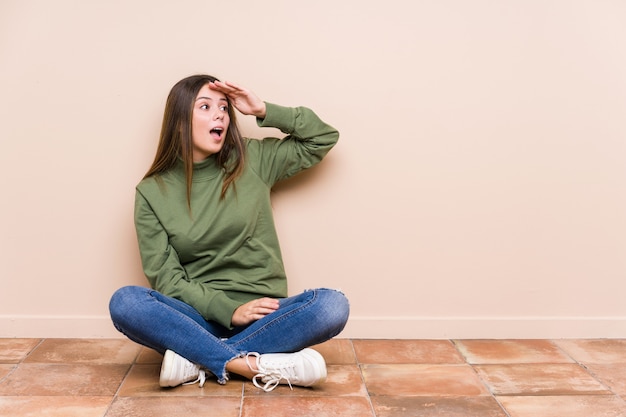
[195,84,227,101]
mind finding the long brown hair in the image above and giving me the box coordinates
[144,74,246,207]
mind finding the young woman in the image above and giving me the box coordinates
[109,74,349,392]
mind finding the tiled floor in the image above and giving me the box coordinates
[1,338,625,417]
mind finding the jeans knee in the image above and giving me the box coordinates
[109,286,145,324]
[316,288,350,333]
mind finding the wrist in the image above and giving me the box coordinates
[254,102,267,119]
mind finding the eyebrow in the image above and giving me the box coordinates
[195,97,228,102]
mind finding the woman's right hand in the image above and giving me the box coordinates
[231,297,280,327]
[209,80,267,119]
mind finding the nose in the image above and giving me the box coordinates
[214,111,224,120]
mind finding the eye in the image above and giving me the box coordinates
[200,104,209,110]
[220,105,228,112]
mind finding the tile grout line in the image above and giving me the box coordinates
[26,338,46,359]
[0,338,46,394]
[349,339,378,417]
[550,339,619,397]
[450,339,514,417]
[102,340,141,417]
[237,382,244,417]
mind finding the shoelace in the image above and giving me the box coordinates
[246,352,294,392]
[182,361,207,388]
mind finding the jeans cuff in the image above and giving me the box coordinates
[217,352,247,385]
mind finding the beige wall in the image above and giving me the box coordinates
[1,0,625,339]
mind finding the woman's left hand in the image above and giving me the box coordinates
[209,80,267,119]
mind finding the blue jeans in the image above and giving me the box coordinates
[109,286,349,384]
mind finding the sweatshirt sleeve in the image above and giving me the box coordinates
[134,190,241,328]
[247,102,339,186]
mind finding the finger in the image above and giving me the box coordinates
[258,298,280,309]
[210,80,244,95]
[208,81,236,95]
[251,302,277,313]
[252,308,276,317]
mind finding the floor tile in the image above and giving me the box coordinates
[24,338,141,364]
[0,339,41,363]
[118,364,244,397]
[584,363,626,396]
[0,396,112,417]
[311,339,356,364]
[455,339,573,364]
[243,364,367,397]
[0,363,129,396]
[474,364,611,396]
[0,364,15,380]
[371,396,508,417]
[241,396,374,417]
[1,338,624,416]
[353,340,465,364]
[362,364,490,396]
[106,396,241,417]
[498,395,626,417]
[554,339,626,364]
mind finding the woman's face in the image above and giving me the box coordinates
[191,84,230,162]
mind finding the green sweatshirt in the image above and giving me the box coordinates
[134,103,339,329]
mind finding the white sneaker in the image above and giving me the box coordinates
[246,348,327,392]
[159,349,206,388]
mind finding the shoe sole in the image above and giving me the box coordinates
[300,348,327,386]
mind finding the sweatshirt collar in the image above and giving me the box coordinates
[174,156,222,181]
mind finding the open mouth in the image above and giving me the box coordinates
[210,128,224,140]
